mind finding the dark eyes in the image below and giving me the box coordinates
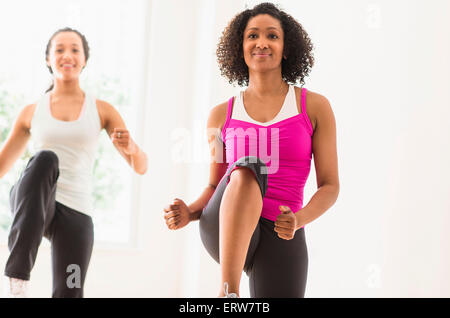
[247,34,279,39]
[55,49,79,53]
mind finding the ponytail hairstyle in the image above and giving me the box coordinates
[45,27,90,93]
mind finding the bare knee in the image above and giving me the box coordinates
[229,167,258,187]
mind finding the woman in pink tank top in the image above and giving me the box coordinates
[164,3,339,298]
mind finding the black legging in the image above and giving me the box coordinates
[5,150,94,298]
[199,156,308,298]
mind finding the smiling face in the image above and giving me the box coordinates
[243,14,284,74]
[46,31,86,81]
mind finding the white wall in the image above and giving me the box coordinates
[277,0,450,297]
[1,0,449,297]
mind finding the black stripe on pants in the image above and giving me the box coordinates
[199,156,308,298]
[5,150,94,298]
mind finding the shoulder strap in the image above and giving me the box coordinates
[300,88,314,135]
[86,93,102,131]
[226,96,234,120]
[300,87,307,115]
[221,97,234,142]
[37,93,50,119]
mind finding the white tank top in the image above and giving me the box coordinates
[30,92,101,215]
[232,85,299,125]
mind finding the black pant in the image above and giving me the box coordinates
[5,150,94,298]
[199,156,308,297]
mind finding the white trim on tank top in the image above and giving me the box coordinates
[232,85,299,126]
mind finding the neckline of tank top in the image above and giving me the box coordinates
[236,85,301,127]
[46,92,88,123]
[232,85,304,127]
[229,113,304,128]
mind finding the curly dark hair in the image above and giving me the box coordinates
[217,2,314,87]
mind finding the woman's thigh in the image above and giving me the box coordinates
[199,156,268,271]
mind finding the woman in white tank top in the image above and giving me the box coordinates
[0,27,148,297]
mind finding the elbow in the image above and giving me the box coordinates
[331,183,340,204]
[318,181,340,203]
[334,184,340,202]
[135,165,148,175]
[332,181,340,196]
[329,179,339,192]
[325,183,340,209]
[137,168,147,175]
[133,152,148,175]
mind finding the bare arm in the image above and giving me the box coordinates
[164,101,228,229]
[295,93,340,229]
[97,100,148,175]
[0,104,34,178]
[187,103,229,221]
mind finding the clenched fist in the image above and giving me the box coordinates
[163,198,191,230]
[111,128,138,155]
[274,205,297,240]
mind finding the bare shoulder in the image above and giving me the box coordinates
[294,87,334,132]
[95,99,118,128]
[19,103,37,130]
[207,100,229,131]
[22,103,37,115]
[96,99,116,113]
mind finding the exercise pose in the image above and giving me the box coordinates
[164,3,339,297]
[0,27,147,297]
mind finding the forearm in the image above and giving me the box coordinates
[295,184,339,230]
[119,139,147,175]
[0,155,10,178]
[0,159,9,178]
[128,145,147,175]
[0,136,29,178]
[0,153,23,178]
[188,185,216,221]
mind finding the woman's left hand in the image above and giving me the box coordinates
[274,205,297,240]
[111,128,138,155]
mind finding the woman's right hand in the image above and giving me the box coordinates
[164,198,191,230]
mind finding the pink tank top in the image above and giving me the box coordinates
[221,87,313,221]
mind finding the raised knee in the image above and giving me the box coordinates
[229,167,256,183]
[229,156,268,197]
[32,150,59,170]
[236,156,267,174]
[27,150,59,180]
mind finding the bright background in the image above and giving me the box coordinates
[0,0,449,297]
